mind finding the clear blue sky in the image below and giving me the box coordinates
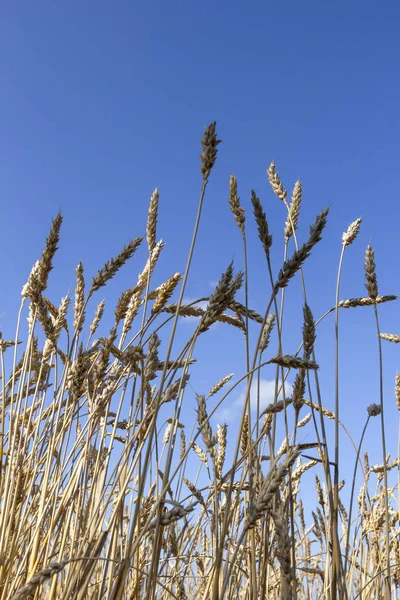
[1,2,400,479]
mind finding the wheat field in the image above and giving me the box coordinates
[1,122,399,599]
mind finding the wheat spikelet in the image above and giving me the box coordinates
[251,190,273,258]
[292,459,318,482]
[262,398,293,416]
[245,446,300,529]
[73,262,85,333]
[272,504,292,593]
[163,423,172,446]
[364,244,378,300]
[10,560,67,600]
[114,287,135,322]
[380,332,400,343]
[200,121,221,182]
[199,263,243,333]
[302,304,316,360]
[292,370,306,414]
[147,187,159,252]
[274,208,329,292]
[338,295,397,308]
[216,423,227,479]
[24,212,63,297]
[342,217,362,247]
[180,428,186,459]
[259,313,276,353]
[395,373,400,411]
[262,413,273,436]
[31,294,55,339]
[268,354,319,370]
[160,374,190,405]
[163,303,205,318]
[196,394,216,461]
[42,295,70,361]
[208,373,233,397]
[42,296,60,321]
[215,312,245,331]
[230,301,264,324]
[122,241,164,335]
[152,272,181,313]
[228,175,245,236]
[285,180,302,241]
[89,300,105,336]
[90,236,142,293]
[304,399,336,420]
[297,413,311,429]
[267,161,287,202]
[193,443,208,466]
[241,414,249,456]
[183,477,206,508]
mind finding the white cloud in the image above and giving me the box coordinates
[214,378,293,423]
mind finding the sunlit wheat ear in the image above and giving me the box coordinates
[364,244,379,300]
[193,443,208,466]
[259,313,276,353]
[297,412,311,428]
[274,208,329,292]
[262,413,273,436]
[208,373,233,397]
[216,423,227,479]
[163,422,172,446]
[342,217,362,247]
[73,262,85,334]
[122,241,164,334]
[241,413,249,455]
[380,332,400,343]
[89,299,105,336]
[42,295,70,362]
[285,180,302,241]
[251,190,273,258]
[90,236,142,294]
[143,332,161,381]
[395,373,400,411]
[339,295,397,308]
[152,272,181,313]
[228,175,245,236]
[114,287,135,323]
[267,161,287,202]
[200,121,221,182]
[147,187,159,252]
[33,212,63,294]
[304,399,336,420]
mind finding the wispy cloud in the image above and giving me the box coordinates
[214,378,293,423]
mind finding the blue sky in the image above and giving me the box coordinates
[1,2,400,490]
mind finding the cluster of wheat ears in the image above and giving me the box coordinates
[1,122,399,600]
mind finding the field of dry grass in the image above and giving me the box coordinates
[1,122,399,599]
